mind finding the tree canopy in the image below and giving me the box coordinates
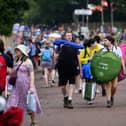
[1,0,126,35]
[24,0,126,25]
[0,0,29,36]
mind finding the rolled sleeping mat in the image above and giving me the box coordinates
[54,39,84,49]
[91,51,121,84]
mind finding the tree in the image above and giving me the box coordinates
[24,0,80,25]
[24,0,126,25]
[0,0,29,36]
[24,0,41,24]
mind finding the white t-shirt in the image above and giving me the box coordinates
[12,23,20,33]
[103,46,122,57]
[19,25,25,32]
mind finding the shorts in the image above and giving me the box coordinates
[41,61,53,69]
[58,75,75,86]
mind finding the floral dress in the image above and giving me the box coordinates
[6,59,42,114]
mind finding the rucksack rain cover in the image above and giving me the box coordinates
[91,51,121,84]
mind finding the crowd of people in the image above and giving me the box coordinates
[0,23,126,125]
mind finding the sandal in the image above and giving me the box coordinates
[30,122,37,126]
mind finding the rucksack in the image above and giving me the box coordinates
[41,48,52,62]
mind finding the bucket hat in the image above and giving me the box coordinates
[15,44,29,56]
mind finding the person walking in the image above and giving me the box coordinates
[0,39,13,95]
[74,36,83,93]
[80,38,104,104]
[40,41,54,87]
[28,40,37,69]
[102,36,126,108]
[6,44,42,126]
[56,31,82,109]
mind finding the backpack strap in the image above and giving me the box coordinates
[16,61,23,72]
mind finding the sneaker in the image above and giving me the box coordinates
[106,101,112,108]
[74,89,78,94]
[52,80,55,83]
[96,89,100,94]
[30,122,37,126]
[50,80,55,87]
[43,85,49,88]
[111,97,114,106]
[78,89,82,94]
[50,83,55,87]
[64,97,68,108]
[87,101,93,105]
[67,100,74,109]
[102,89,106,96]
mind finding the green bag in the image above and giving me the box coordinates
[91,51,121,84]
[82,82,96,101]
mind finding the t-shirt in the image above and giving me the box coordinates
[0,55,7,90]
[57,45,79,76]
[19,25,25,32]
[12,23,20,33]
[29,45,36,57]
[0,54,13,90]
[102,46,122,58]
[80,43,103,64]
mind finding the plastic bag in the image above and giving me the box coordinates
[26,92,36,113]
[82,62,93,79]
[82,82,96,101]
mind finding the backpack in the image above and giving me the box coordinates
[41,48,52,62]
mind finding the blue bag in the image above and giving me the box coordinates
[41,48,52,62]
[82,62,93,79]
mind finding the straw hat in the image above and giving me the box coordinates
[0,96,6,112]
[15,44,29,56]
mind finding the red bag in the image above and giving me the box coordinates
[8,62,23,86]
[118,66,125,81]
[8,70,17,86]
[118,44,126,81]
[0,107,24,126]
[5,107,24,126]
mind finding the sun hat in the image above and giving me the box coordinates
[0,96,6,112]
[15,44,29,56]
